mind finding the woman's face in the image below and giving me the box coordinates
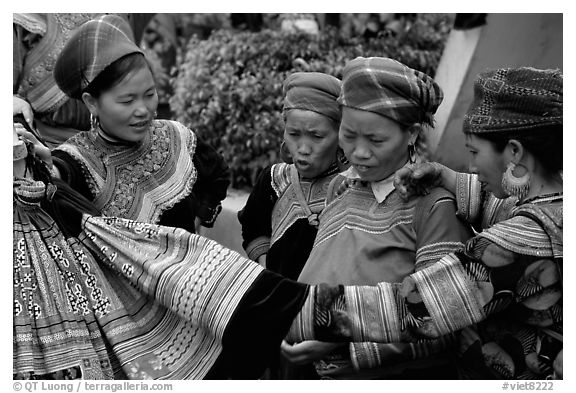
[339,107,413,182]
[465,134,509,198]
[91,66,158,143]
[283,109,340,178]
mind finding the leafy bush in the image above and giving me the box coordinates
[170,14,453,189]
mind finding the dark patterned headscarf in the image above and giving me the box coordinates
[337,57,443,127]
[283,72,342,123]
[54,14,142,100]
[463,67,563,135]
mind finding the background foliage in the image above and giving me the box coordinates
[170,14,453,189]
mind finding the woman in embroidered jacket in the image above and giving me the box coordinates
[13,117,308,380]
[49,15,229,233]
[285,66,563,380]
[280,57,474,379]
[238,72,346,280]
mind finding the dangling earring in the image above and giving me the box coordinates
[336,147,348,170]
[501,162,531,200]
[90,113,99,130]
[408,143,417,164]
[280,141,293,164]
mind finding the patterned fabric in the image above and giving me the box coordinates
[337,57,443,127]
[298,183,471,285]
[455,173,518,231]
[55,120,197,224]
[287,193,563,379]
[238,162,341,280]
[13,13,96,113]
[14,178,271,379]
[270,163,338,246]
[463,67,562,134]
[296,173,472,378]
[54,14,142,99]
[283,72,342,122]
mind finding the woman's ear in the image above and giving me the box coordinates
[81,92,98,116]
[506,139,525,164]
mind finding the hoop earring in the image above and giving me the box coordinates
[501,162,531,200]
[408,143,417,164]
[90,113,100,130]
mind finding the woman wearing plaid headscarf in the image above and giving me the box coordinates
[282,57,474,379]
[48,15,229,235]
[284,66,563,380]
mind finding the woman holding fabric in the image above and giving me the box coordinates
[49,15,229,233]
[238,71,347,280]
[285,66,563,380]
[283,57,474,379]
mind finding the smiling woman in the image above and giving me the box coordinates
[48,15,230,235]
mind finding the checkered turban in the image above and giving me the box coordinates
[283,72,342,123]
[337,57,443,127]
[464,67,563,134]
[54,14,142,99]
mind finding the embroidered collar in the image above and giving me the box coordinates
[341,164,405,203]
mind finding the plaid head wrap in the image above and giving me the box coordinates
[337,57,443,127]
[463,67,563,135]
[283,72,342,123]
[54,14,142,99]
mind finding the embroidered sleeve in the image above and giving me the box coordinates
[349,335,456,370]
[287,220,561,342]
[190,135,230,227]
[455,173,517,230]
[238,166,276,260]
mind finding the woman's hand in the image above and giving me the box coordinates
[394,162,445,200]
[13,96,35,130]
[280,340,344,365]
[14,124,52,169]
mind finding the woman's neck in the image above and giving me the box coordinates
[97,125,135,146]
[521,171,563,202]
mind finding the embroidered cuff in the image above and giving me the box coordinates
[197,203,222,228]
[245,236,270,261]
[345,282,402,343]
[456,173,482,222]
[350,342,381,370]
[286,285,316,343]
[411,254,485,337]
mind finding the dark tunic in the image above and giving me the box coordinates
[238,162,341,280]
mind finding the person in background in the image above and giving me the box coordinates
[238,71,346,379]
[286,65,563,380]
[49,14,229,234]
[13,13,96,147]
[283,57,474,379]
[238,72,346,279]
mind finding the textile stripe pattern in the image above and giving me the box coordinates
[80,215,263,379]
[270,163,337,245]
[56,120,197,223]
[14,179,264,379]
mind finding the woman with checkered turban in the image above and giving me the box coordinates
[282,57,474,379]
[285,66,563,380]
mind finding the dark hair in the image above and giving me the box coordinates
[473,125,563,173]
[83,52,153,98]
